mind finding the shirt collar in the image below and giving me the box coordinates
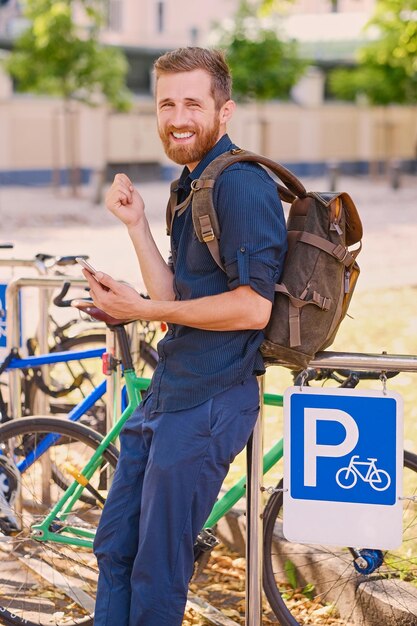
[177,134,234,189]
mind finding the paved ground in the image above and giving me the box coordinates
[1,172,416,295]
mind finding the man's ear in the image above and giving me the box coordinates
[219,99,236,125]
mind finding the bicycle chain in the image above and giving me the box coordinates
[42,540,98,574]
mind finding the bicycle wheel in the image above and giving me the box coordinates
[0,416,119,626]
[335,466,357,489]
[263,450,417,626]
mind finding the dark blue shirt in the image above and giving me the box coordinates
[148,134,287,412]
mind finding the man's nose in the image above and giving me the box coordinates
[170,105,190,129]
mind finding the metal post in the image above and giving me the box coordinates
[105,327,122,437]
[245,375,264,626]
[38,279,52,504]
[6,277,89,420]
[37,270,50,416]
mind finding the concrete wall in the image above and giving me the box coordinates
[0,94,416,185]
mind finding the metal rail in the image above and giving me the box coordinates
[6,276,89,419]
[310,351,417,372]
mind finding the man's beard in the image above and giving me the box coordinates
[158,118,220,166]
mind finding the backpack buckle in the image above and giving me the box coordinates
[199,215,215,242]
[333,244,349,263]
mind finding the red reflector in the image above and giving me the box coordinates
[102,352,112,375]
[160,322,168,332]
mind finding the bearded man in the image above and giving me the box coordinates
[84,46,287,626]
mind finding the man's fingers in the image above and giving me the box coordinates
[94,272,116,290]
[114,173,134,191]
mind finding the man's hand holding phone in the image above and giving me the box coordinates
[76,257,110,291]
[76,258,147,321]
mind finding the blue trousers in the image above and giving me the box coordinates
[93,376,259,626]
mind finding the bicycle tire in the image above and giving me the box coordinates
[263,449,417,626]
[0,416,119,626]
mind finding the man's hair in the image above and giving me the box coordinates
[153,47,232,108]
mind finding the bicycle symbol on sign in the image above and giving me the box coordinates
[335,455,391,492]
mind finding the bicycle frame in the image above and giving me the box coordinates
[0,347,105,465]
[28,379,283,549]
[205,392,284,528]
[5,347,105,370]
[346,456,377,481]
[30,368,149,546]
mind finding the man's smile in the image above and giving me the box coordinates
[171,131,195,141]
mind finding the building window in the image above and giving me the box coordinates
[156,0,165,33]
[107,0,122,31]
[190,26,199,45]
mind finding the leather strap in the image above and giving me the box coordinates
[198,215,225,271]
[275,283,332,347]
[298,231,358,266]
[166,179,180,236]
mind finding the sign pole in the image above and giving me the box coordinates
[245,375,264,626]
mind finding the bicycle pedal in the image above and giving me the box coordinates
[0,490,20,535]
[193,528,220,562]
[0,516,20,536]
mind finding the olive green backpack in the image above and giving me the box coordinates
[166,149,363,371]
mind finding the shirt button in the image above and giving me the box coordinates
[240,246,246,253]
[169,329,174,335]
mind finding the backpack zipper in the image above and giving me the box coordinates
[344,269,351,293]
[330,196,343,236]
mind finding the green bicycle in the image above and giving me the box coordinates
[1,308,417,626]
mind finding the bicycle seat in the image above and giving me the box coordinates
[72,300,133,327]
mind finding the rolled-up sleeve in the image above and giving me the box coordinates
[215,165,288,302]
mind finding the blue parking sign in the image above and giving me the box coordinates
[283,386,403,549]
[0,283,22,349]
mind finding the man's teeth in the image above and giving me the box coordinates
[173,132,194,139]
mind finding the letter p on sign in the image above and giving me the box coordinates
[304,408,359,487]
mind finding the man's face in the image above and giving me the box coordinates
[156,69,225,171]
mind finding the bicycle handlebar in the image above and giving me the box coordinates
[53,281,92,308]
[0,250,89,271]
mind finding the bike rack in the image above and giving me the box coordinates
[6,280,417,624]
[246,351,417,626]
[5,276,90,419]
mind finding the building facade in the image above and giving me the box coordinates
[2,0,416,186]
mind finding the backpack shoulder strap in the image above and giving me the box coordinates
[166,178,180,236]
[190,148,307,270]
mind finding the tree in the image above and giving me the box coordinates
[3,0,132,193]
[213,0,306,102]
[329,0,417,104]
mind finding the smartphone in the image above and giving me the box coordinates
[76,257,110,291]
[76,257,98,275]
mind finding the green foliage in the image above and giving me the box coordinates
[302,582,315,600]
[329,0,417,104]
[214,0,306,101]
[257,0,294,17]
[3,0,132,110]
[284,559,298,589]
